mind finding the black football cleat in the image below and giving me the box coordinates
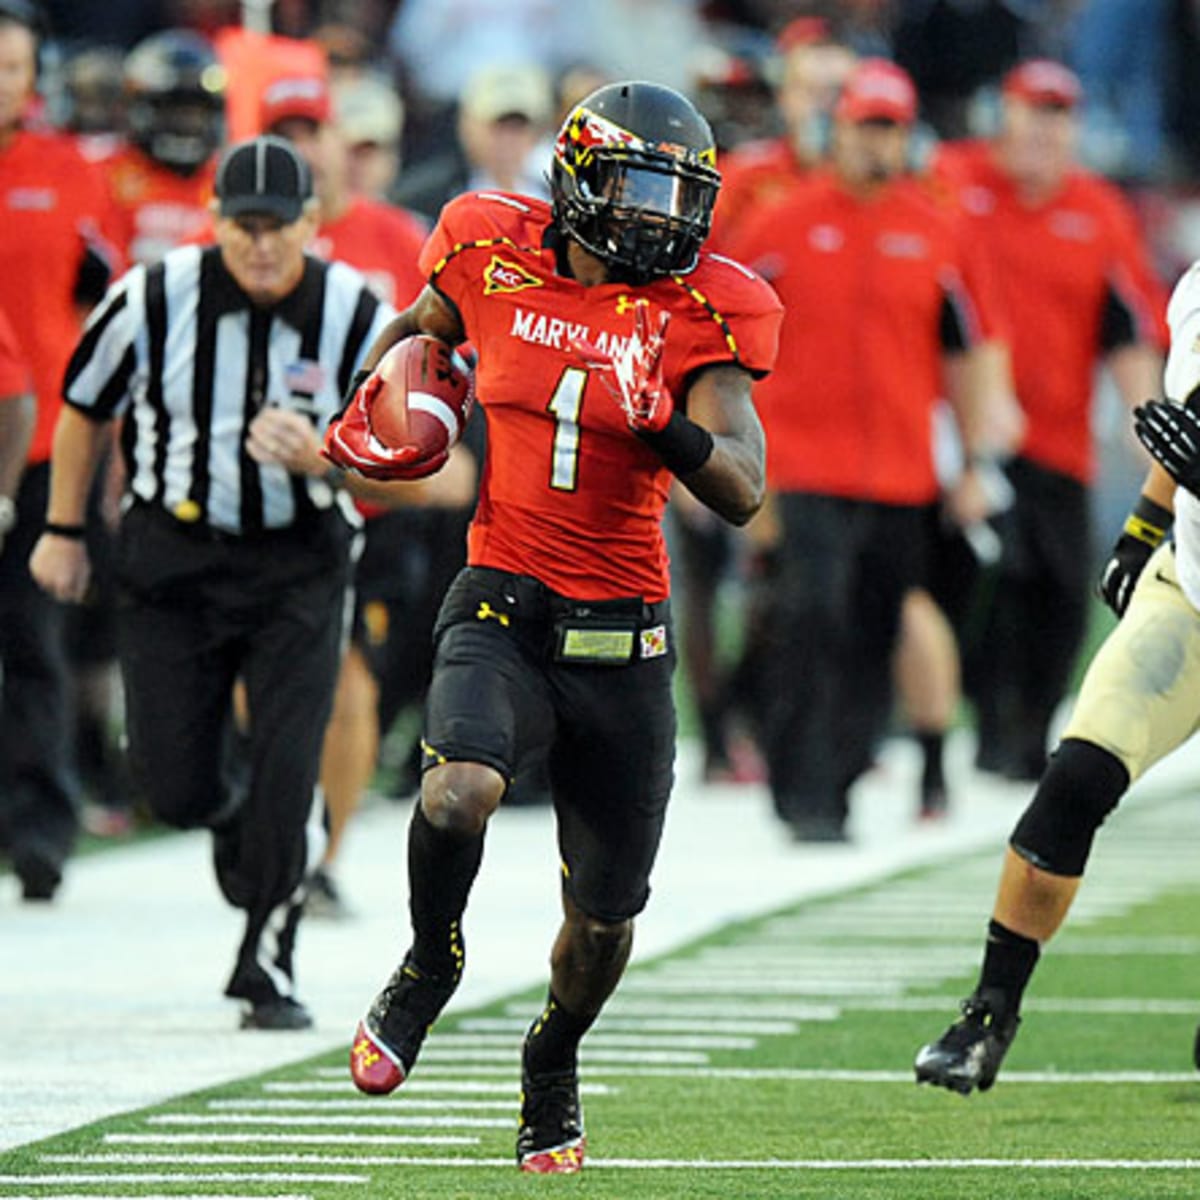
[517,1064,586,1174]
[350,952,458,1094]
[1193,1023,1200,1071]
[914,992,1020,1095]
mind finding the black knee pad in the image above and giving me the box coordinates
[1009,738,1129,876]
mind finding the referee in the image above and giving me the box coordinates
[31,136,396,1030]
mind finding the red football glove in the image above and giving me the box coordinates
[321,373,448,481]
[572,301,672,433]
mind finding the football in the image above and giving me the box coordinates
[366,334,474,466]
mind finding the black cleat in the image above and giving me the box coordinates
[1193,1023,1200,1071]
[350,952,458,1094]
[517,1064,586,1174]
[914,992,1020,1095]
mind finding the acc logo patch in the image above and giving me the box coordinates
[640,624,668,659]
[483,255,543,295]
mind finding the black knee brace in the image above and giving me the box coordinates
[1009,738,1130,877]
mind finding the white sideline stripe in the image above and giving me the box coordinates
[585,1000,841,1021]
[420,1046,709,1064]
[461,1016,798,1036]
[571,1066,1200,1084]
[43,1153,479,1168]
[853,996,1200,1016]
[146,1113,510,1129]
[432,1031,757,1050]
[271,1079,614,1096]
[137,1156,1200,1172]
[208,1098,513,1112]
[618,978,903,995]
[0,1175,364,1185]
[104,1134,478,1147]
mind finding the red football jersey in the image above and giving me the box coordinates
[311,196,428,309]
[932,140,1167,483]
[420,192,782,601]
[710,135,809,252]
[728,170,995,504]
[0,305,30,397]
[105,143,216,265]
[0,129,120,463]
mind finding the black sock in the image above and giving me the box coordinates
[978,918,1040,1015]
[523,990,595,1078]
[918,731,945,793]
[407,803,484,982]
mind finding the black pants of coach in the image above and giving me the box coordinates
[113,503,352,1006]
[762,494,929,833]
[965,457,1090,778]
[0,461,78,877]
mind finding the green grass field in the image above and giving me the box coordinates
[6,793,1200,1199]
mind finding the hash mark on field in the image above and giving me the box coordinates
[104,1133,478,1146]
[145,1113,510,1128]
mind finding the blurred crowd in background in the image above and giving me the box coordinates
[2,0,1195,900]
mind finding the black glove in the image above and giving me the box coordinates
[1134,398,1200,495]
[1096,493,1173,617]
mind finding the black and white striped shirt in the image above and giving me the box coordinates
[64,243,395,535]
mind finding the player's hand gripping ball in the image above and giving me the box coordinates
[323,335,474,481]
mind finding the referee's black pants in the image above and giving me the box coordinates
[114,504,352,1005]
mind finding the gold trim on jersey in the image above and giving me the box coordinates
[670,274,742,361]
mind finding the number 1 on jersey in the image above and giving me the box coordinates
[548,367,587,491]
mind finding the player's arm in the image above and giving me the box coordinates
[358,285,465,373]
[674,362,765,526]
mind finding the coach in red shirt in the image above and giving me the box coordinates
[933,60,1165,781]
[729,59,1000,841]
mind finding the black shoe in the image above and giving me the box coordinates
[12,844,63,902]
[787,816,848,843]
[350,952,458,1094]
[914,992,1020,1095]
[304,867,351,921]
[919,784,949,822]
[240,995,314,1030]
[517,1063,586,1174]
[1193,1023,1200,1071]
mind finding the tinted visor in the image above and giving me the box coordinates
[587,153,716,224]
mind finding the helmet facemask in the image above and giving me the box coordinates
[552,98,720,285]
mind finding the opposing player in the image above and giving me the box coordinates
[324,81,781,1172]
[913,259,1200,1095]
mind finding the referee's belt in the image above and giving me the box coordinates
[132,500,323,545]
[460,566,671,665]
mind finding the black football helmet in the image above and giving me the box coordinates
[551,81,721,284]
[124,29,226,175]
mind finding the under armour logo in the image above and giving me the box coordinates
[476,601,511,627]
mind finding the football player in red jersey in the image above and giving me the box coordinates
[105,30,225,266]
[326,81,782,1173]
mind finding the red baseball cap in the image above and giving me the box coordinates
[1002,59,1081,109]
[835,58,917,125]
[775,16,831,53]
[260,74,332,131]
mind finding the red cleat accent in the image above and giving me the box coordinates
[519,1137,587,1175]
[349,1019,407,1094]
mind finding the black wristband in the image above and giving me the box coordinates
[44,522,86,539]
[637,410,715,476]
[1124,494,1173,547]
